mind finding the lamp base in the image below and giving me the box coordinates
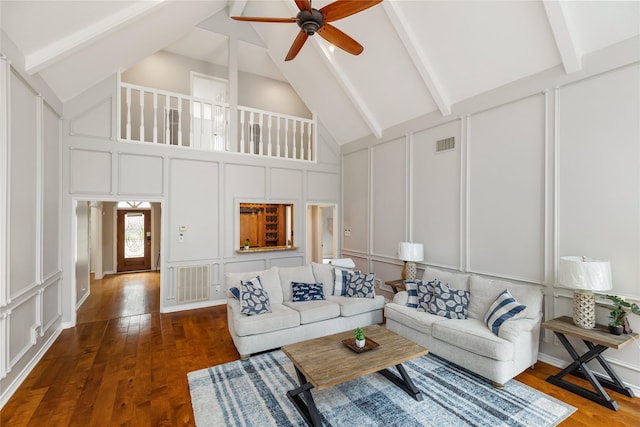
[573,289,596,329]
[405,261,417,281]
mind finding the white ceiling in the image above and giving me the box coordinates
[1,0,638,145]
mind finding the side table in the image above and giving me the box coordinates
[385,279,405,294]
[541,316,637,410]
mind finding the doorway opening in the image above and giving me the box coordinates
[74,200,162,316]
[306,204,337,264]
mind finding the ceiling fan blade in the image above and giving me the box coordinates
[316,23,363,56]
[285,31,309,61]
[320,0,383,22]
[231,16,297,23]
[295,0,312,12]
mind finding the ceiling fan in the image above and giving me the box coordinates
[231,0,383,61]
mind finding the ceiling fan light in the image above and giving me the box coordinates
[301,20,319,35]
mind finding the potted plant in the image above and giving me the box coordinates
[604,295,640,335]
[355,327,365,348]
[243,238,250,250]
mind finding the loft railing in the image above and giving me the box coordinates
[119,82,316,162]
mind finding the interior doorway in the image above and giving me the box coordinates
[306,204,337,264]
[117,209,151,272]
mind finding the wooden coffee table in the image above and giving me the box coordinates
[281,324,428,427]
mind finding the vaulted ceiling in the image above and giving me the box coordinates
[1,1,638,145]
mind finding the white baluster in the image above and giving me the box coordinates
[209,102,215,150]
[139,90,145,142]
[258,112,263,155]
[177,98,183,146]
[276,116,281,157]
[267,115,272,157]
[292,120,297,159]
[126,87,131,140]
[239,110,245,153]
[189,100,194,149]
[153,93,158,144]
[307,121,312,161]
[299,119,304,160]
[249,111,255,154]
[165,96,170,144]
[284,119,289,159]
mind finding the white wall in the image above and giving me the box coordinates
[342,41,640,391]
[62,71,341,315]
[0,35,64,407]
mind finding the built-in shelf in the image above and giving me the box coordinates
[236,246,298,254]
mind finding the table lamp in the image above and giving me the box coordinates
[559,256,612,329]
[398,242,424,281]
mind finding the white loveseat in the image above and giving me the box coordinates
[385,267,543,387]
[225,263,385,359]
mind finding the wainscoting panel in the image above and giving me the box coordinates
[306,170,339,202]
[270,168,302,200]
[342,149,370,254]
[118,153,164,196]
[412,120,462,269]
[467,94,546,283]
[69,148,113,194]
[557,64,640,297]
[372,137,406,258]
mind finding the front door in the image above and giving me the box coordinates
[117,209,151,272]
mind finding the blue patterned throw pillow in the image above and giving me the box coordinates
[240,276,271,315]
[484,289,526,335]
[229,286,240,299]
[291,282,325,302]
[344,272,376,298]
[416,280,435,312]
[425,279,469,319]
[404,280,419,308]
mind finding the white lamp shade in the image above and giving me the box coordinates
[398,242,424,262]
[559,256,612,291]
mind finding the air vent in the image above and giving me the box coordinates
[436,137,455,152]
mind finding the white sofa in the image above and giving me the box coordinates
[385,267,543,387]
[225,263,385,359]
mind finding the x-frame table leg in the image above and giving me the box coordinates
[378,363,424,401]
[287,367,322,427]
[546,332,634,410]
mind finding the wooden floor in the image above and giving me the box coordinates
[2,272,639,426]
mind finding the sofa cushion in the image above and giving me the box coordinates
[468,275,542,320]
[225,266,283,304]
[229,300,300,336]
[344,272,376,298]
[422,266,470,291]
[420,279,470,319]
[432,319,514,361]
[384,302,448,335]
[240,277,271,315]
[284,300,341,324]
[484,289,526,335]
[291,282,325,302]
[311,262,334,297]
[279,265,316,302]
[327,295,385,317]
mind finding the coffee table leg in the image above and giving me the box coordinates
[287,366,322,427]
[378,363,424,401]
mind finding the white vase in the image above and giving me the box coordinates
[355,339,365,348]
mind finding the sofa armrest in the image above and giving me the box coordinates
[497,314,542,342]
[392,291,409,305]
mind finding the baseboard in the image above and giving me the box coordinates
[161,298,226,313]
[537,352,640,397]
[0,326,63,410]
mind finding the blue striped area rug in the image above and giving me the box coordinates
[188,350,575,427]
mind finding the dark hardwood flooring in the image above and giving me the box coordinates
[1,272,638,426]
